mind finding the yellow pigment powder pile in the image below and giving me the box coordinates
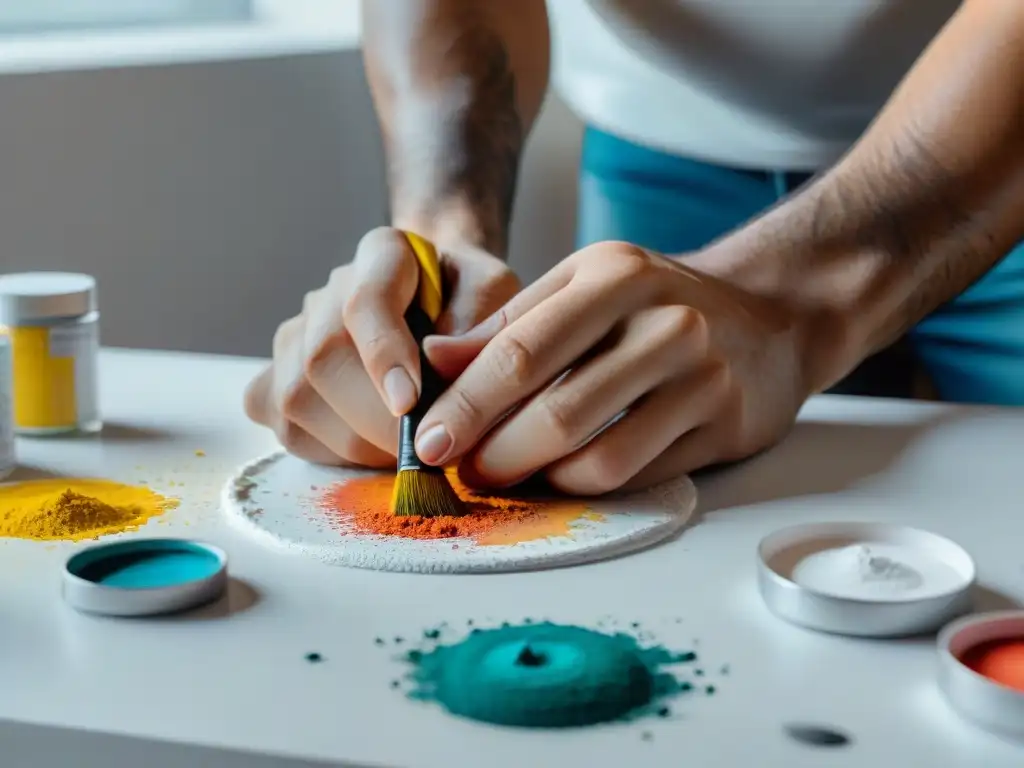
[0,479,179,542]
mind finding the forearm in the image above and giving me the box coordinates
[693,0,1024,392]
[360,0,550,258]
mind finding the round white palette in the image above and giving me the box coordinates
[222,451,697,574]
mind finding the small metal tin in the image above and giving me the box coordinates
[63,538,228,617]
[938,611,1024,742]
[757,522,975,637]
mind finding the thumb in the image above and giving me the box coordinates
[342,227,423,416]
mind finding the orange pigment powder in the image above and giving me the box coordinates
[318,473,600,545]
[962,639,1024,692]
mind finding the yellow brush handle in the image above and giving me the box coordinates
[402,231,443,324]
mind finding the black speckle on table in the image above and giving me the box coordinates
[785,724,852,748]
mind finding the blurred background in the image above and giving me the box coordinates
[0,1,581,357]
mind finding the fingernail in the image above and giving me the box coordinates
[416,424,453,464]
[383,367,418,416]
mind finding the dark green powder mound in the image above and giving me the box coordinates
[403,622,696,728]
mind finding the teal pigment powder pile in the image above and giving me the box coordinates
[400,621,702,728]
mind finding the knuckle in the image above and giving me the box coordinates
[488,307,512,334]
[660,305,707,346]
[342,282,377,324]
[488,333,537,386]
[278,378,315,422]
[327,264,350,288]
[304,325,354,382]
[276,421,308,454]
[356,332,394,376]
[537,393,581,446]
[613,244,654,276]
[560,449,629,496]
[587,446,633,492]
[242,373,270,424]
[354,226,400,264]
[332,431,374,465]
[359,225,396,249]
[477,274,521,315]
[301,289,320,316]
[705,359,732,395]
[601,242,654,278]
[272,316,302,358]
[448,386,485,429]
[574,242,657,293]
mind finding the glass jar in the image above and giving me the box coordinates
[0,272,102,436]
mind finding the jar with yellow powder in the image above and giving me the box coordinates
[0,272,101,435]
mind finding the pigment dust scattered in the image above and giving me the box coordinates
[0,479,178,541]
[318,473,599,544]
[379,619,723,730]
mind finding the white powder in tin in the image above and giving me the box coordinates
[791,543,965,602]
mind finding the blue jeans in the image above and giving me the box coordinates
[577,126,1024,404]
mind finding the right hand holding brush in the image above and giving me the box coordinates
[243,227,520,467]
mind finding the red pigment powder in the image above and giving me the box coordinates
[318,473,592,544]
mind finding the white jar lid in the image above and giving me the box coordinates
[0,272,97,324]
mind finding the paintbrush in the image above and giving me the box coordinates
[390,231,467,518]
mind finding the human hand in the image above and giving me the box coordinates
[415,241,811,494]
[243,227,521,466]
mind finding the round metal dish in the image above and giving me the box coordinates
[757,521,975,637]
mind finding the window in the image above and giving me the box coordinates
[0,0,252,34]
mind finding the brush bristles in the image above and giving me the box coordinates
[390,470,468,518]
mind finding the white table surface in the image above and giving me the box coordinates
[2,348,1023,767]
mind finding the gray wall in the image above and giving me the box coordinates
[0,49,582,357]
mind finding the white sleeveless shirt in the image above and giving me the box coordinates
[548,0,960,170]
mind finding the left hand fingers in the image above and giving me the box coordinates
[415,247,658,465]
[614,421,733,493]
[425,255,522,382]
[545,363,731,495]
[433,249,522,336]
[461,306,709,488]
[422,254,575,379]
